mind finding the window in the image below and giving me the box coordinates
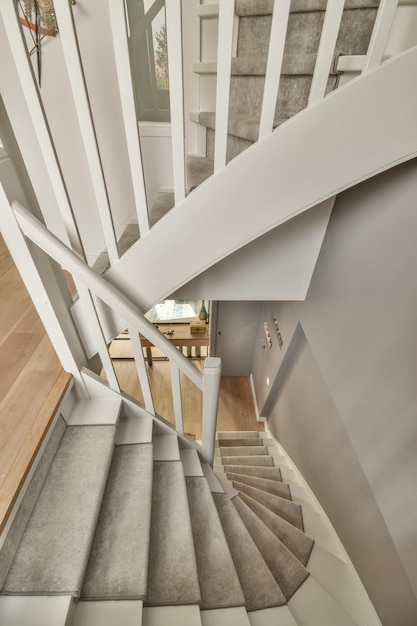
[126,0,170,122]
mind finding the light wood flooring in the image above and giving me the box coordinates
[0,236,71,533]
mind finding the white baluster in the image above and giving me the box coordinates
[214,0,235,172]
[201,357,222,465]
[53,0,119,265]
[259,0,291,141]
[170,361,184,434]
[107,0,150,236]
[128,325,155,415]
[308,0,345,107]
[166,0,186,203]
[362,0,399,73]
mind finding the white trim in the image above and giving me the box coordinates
[249,373,266,424]
[214,0,234,172]
[264,424,383,626]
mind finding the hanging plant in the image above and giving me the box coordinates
[18,0,59,86]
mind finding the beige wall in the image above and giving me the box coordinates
[251,159,417,625]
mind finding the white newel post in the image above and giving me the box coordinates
[201,357,222,465]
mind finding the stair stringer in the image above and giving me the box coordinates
[104,49,416,308]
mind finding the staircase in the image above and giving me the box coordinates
[0,392,379,626]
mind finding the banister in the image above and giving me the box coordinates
[12,201,204,391]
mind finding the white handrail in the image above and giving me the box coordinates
[166,0,186,202]
[107,0,150,236]
[53,1,119,266]
[12,201,204,391]
[259,0,291,140]
[308,0,345,106]
[214,0,235,172]
[362,0,399,73]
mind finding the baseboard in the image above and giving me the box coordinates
[249,373,266,423]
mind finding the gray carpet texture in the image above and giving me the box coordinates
[80,443,153,600]
[213,492,286,610]
[222,464,282,481]
[186,476,245,610]
[233,495,310,600]
[233,482,304,531]
[239,492,314,566]
[3,425,115,595]
[228,473,291,500]
[146,461,200,606]
[0,416,66,589]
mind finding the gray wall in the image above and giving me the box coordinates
[250,159,417,625]
[213,301,260,376]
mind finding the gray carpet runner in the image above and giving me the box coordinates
[185,476,245,609]
[1,422,319,616]
[3,425,115,595]
[213,492,286,610]
[80,443,153,600]
[145,461,200,606]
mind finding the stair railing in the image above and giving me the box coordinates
[0,191,221,465]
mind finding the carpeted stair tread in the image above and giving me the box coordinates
[80,443,153,600]
[221,464,283,481]
[149,191,175,227]
[231,53,338,77]
[235,0,379,16]
[3,425,115,596]
[218,431,263,439]
[198,112,288,143]
[213,492,287,611]
[239,492,314,566]
[218,437,267,448]
[146,461,200,606]
[234,482,304,530]
[219,445,269,457]
[233,496,310,600]
[185,477,245,610]
[228,473,291,500]
[186,156,214,190]
[218,455,274,467]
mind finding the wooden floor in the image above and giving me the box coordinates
[0,236,71,533]
[111,349,264,441]
[0,235,263,532]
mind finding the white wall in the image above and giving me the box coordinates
[250,160,417,625]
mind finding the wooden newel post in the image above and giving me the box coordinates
[201,356,222,465]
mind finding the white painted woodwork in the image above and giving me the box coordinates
[214,0,235,172]
[193,62,217,74]
[0,3,81,253]
[259,0,291,140]
[0,596,72,626]
[12,202,204,390]
[104,48,417,314]
[89,293,121,392]
[201,357,222,464]
[201,462,225,493]
[152,434,180,461]
[308,0,346,106]
[165,0,186,203]
[72,600,143,626]
[362,0,400,73]
[180,448,204,476]
[128,325,155,415]
[142,605,202,626]
[307,544,371,626]
[65,397,122,427]
[115,412,154,446]
[248,606,298,626]
[53,0,119,265]
[288,576,358,625]
[170,361,184,434]
[200,607,251,626]
[107,0,150,235]
[196,4,219,18]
